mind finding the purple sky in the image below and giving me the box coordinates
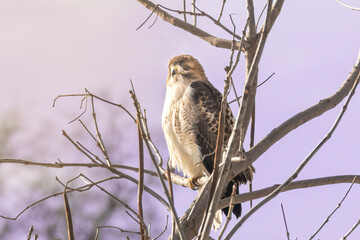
[1,0,360,239]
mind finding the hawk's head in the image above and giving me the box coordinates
[167,55,207,86]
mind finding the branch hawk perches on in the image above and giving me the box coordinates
[161,55,254,226]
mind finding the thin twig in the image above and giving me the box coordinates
[153,215,169,240]
[218,175,360,209]
[224,63,360,240]
[90,95,111,166]
[27,226,34,240]
[250,105,255,149]
[249,103,256,209]
[167,162,176,239]
[141,107,164,168]
[62,130,100,165]
[227,15,241,107]
[217,0,227,23]
[94,226,141,240]
[256,3,268,30]
[218,183,237,240]
[258,72,275,87]
[335,0,360,11]
[137,0,247,50]
[78,119,98,143]
[0,157,193,188]
[310,176,358,239]
[167,162,174,202]
[192,0,197,26]
[341,219,360,240]
[228,72,275,104]
[193,4,242,40]
[53,89,136,122]
[80,174,148,232]
[125,210,141,225]
[63,184,75,240]
[182,0,187,22]
[136,4,158,31]
[281,203,290,240]
[0,176,119,221]
[0,158,158,176]
[137,112,146,239]
[66,129,171,208]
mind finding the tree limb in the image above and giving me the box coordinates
[136,0,247,50]
[236,50,360,173]
[218,175,360,209]
[225,61,360,238]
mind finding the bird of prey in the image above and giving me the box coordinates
[161,55,254,226]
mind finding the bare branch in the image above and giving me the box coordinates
[90,95,111,166]
[63,185,75,240]
[243,50,360,169]
[228,72,275,104]
[227,15,242,108]
[218,183,237,240]
[309,176,357,240]
[102,166,171,212]
[53,89,136,122]
[27,226,34,240]
[79,174,148,232]
[0,158,158,176]
[256,3,268,30]
[335,0,360,11]
[62,130,101,165]
[217,0,226,23]
[182,0,187,22]
[0,158,194,190]
[225,70,360,238]
[0,176,118,220]
[136,0,248,50]
[341,219,360,240]
[217,175,360,209]
[136,112,146,239]
[154,215,169,240]
[192,0,197,26]
[246,0,256,37]
[281,203,290,240]
[192,4,243,40]
[94,226,141,240]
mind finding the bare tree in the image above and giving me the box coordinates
[1,0,360,239]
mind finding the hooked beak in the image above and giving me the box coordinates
[171,66,178,77]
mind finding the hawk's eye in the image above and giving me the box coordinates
[183,65,190,71]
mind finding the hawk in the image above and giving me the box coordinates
[161,55,254,226]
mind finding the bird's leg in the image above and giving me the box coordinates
[188,177,200,190]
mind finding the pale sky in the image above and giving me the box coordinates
[0,0,360,239]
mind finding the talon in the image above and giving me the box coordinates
[188,177,199,190]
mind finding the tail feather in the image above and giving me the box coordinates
[221,180,242,218]
[221,165,255,218]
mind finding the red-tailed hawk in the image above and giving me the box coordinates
[162,55,254,225]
